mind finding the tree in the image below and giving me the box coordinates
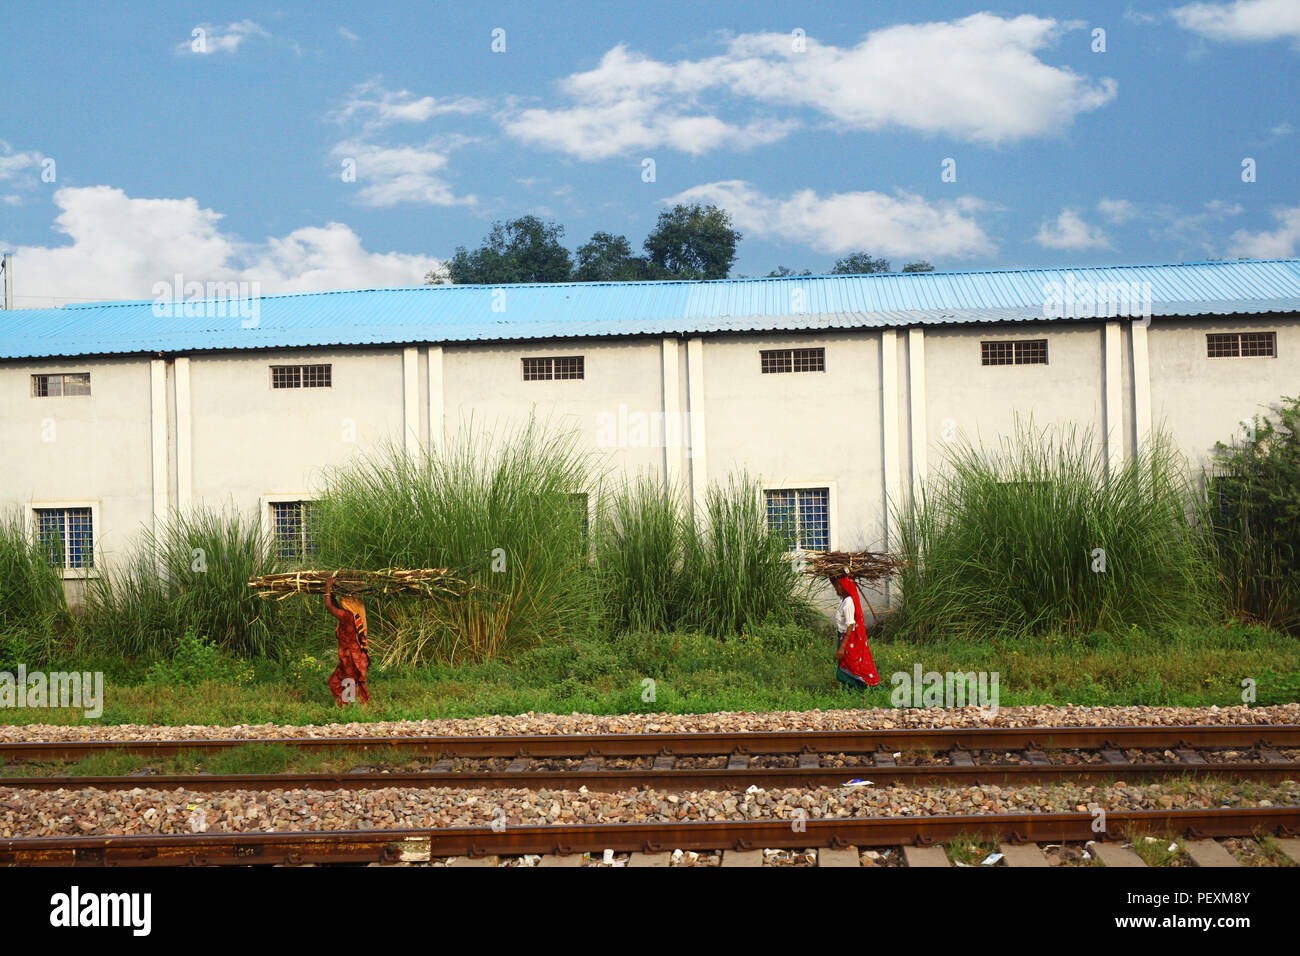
[573,232,647,282]
[902,261,935,273]
[1209,396,1300,633]
[643,204,741,280]
[830,252,892,274]
[766,266,813,277]
[436,215,573,285]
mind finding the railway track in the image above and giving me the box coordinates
[4,724,1298,792]
[2,806,1297,867]
[7,723,1298,761]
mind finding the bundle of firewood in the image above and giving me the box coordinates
[801,549,906,583]
[248,568,472,601]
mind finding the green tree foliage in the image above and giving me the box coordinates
[573,232,647,282]
[442,215,574,285]
[830,253,935,274]
[831,252,892,274]
[766,266,813,277]
[642,203,741,280]
[1207,396,1300,632]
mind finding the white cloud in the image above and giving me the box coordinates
[326,82,481,208]
[502,16,1116,158]
[331,139,476,208]
[1098,198,1139,224]
[2,186,445,305]
[338,26,359,43]
[1035,209,1112,250]
[666,180,994,259]
[1151,198,1243,252]
[1227,206,1300,257]
[330,79,484,132]
[0,141,44,182]
[176,20,271,56]
[1071,198,1244,253]
[1171,0,1300,46]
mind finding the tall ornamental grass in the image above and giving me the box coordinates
[312,422,598,665]
[1205,397,1300,633]
[891,423,1216,640]
[0,509,69,667]
[81,507,309,659]
[595,473,809,636]
[594,475,686,632]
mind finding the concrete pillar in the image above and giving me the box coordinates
[881,329,902,540]
[881,329,902,608]
[426,345,444,447]
[685,336,708,521]
[661,336,682,489]
[1131,321,1152,450]
[907,327,927,497]
[402,346,420,455]
[1104,321,1123,477]
[149,359,169,539]
[175,356,193,514]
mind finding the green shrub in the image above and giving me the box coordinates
[145,628,253,687]
[680,474,811,636]
[81,506,314,659]
[0,508,69,666]
[312,420,599,665]
[595,473,810,637]
[1206,396,1300,633]
[891,422,1216,640]
[594,475,687,632]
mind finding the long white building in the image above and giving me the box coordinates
[3,257,1299,605]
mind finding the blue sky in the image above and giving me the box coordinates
[0,0,1297,305]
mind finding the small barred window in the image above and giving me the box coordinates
[981,340,1048,366]
[31,373,91,397]
[522,356,584,381]
[1207,332,1275,358]
[271,364,332,388]
[760,348,825,374]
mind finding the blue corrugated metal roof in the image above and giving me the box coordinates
[2,258,1298,360]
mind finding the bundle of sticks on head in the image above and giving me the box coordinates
[248,568,472,601]
[800,549,906,584]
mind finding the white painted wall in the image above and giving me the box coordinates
[1146,317,1299,470]
[0,357,155,570]
[188,349,405,509]
[2,313,1297,618]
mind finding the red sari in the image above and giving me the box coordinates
[836,576,881,687]
[325,590,371,706]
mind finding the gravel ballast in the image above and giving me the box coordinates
[2,703,1297,744]
[1,778,1296,839]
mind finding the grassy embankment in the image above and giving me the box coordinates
[2,416,1299,725]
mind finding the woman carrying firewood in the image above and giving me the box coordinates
[324,577,371,706]
[831,576,881,691]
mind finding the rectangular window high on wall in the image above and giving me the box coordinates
[764,488,830,551]
[521,355,584,380]
[760,348,825,374]
[1207,331,1276,358]
[981,340,1048,366]
[31,372,91,397]
[270,500,317,559]
[35,507,94,570]
[271,364,332,388]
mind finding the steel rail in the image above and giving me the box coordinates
[2,723,1297,762]
[1,806,1295,866]
[4,759,1299,793]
